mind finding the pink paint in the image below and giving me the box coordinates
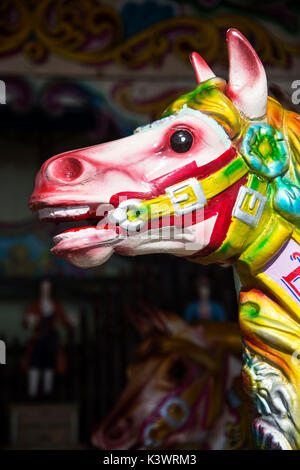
[190,52,215,83]
[139,365,198,436]
[226,29,267,119]
[110,146,237,207]
[138,364,212,446]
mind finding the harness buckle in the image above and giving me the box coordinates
[233,186,266,227]
[166,178,207,215]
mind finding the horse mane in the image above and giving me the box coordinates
[162,77,241,139]
[134,319,241,370]
[282,108,300,182]
[163,79,300,228]
[267,97,300,227]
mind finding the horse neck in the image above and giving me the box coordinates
[236,223,299,319]
[236,224,300,448]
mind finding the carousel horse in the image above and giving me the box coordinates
[92,302,251,450]
[30,29,300,449]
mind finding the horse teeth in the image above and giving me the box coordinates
[39,205,90,219]
[53,227,120,245]
[53,227,98,242]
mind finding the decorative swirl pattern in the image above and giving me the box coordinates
[0,0,32,55]
[112,82,188,120]
[0,1,299,67]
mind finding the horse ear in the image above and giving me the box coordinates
[126,301,184,337]
[190,52,216,83]
[226,28,267,119]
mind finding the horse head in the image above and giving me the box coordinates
[92,302,248,450]
[29,28,300,449]
[30,28,300,269]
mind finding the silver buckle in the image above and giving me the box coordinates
[166,178,207,215]
[232,186,266,227]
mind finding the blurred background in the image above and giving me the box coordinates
[0,0,299,450]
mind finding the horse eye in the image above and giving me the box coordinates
[168,358,187,382]
[170,130,193,153]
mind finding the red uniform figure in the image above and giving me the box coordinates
[23,278,73,398]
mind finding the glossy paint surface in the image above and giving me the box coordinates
[29,28,300,449]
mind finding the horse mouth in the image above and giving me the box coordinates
[35,198,216,260]
[29,169,247,268]
[36,203,121,256]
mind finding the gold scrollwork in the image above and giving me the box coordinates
[0,0,32,55]
[113,82,189,120]
[0,1,299,68]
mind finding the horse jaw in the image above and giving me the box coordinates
[54,215,217,269]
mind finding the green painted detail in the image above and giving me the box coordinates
[215,175,267,256]
[223,157,245,177]
[241,124,289,180]
[255,235,270,253]
[217,240,232,255]
[248,174,261,191]
[161,77,227,118]
[241,301,260,318]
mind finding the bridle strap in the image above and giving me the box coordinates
[128,152,248,223]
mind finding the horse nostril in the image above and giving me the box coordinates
[50,157,83,182]
[105,418,131,442]
[106,425,124,441]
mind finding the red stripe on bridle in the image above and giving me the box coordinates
[110,146,237,207]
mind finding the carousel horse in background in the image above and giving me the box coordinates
[92,303,251,450]
[30,28,300,449]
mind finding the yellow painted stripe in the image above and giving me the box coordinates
[128,154,248,222]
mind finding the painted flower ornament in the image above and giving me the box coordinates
[241,124,289,180]
[30,29,300,449]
